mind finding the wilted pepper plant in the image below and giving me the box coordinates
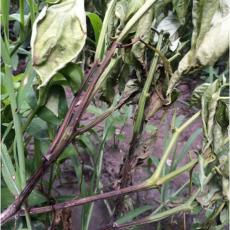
[1,0,229,229]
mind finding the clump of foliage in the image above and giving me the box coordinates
[1,0,229,229]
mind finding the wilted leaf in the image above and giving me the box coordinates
[198,155,206,191]
[191,0,219,48]
[156,12,181,51]
[201,80,224,152]
[167,0,230,96]
[212,121,225,154]
[31,0,86,88]
[131,8,154,63]
[114,0,145,35]
[191,83,210,106]
[215,99,229,130]
[196,183,220,207]
[220,208,228,224]
[222,177,230,200]
[157,12,180,37]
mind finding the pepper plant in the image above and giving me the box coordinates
[1,0,229,229]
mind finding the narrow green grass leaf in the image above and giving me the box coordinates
[173,128,202,169]
[1,143,20,196]
[87,12,102,44]
[116,205,152,224]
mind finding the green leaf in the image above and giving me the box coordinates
[38,107,61,126]
[147,156,159,167]
[1,188,14,211]
[57,145,76,163]
[28,190,47,206]
[78,134,96,156]
[27,117,48,139]
[1,143,20,196]
[172,0,190,24]
[87,105,103,115]
[86,12,102,44]
[60,63,83,92]
[116,205,152,224]
[31,0,86,88]
[173,128,202,169]
[144,124,157,134]
[43,85,68,120]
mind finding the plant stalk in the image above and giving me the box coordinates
[16,160,197,218]
[147,111,201,185]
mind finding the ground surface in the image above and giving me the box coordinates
[52,77,203,229]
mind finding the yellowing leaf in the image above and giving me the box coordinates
[31,0,86,88]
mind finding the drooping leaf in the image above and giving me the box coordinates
[156,12,181,51]
[114,0,145,35]
[215,100,229,130]
[191,83,210,106]
[201,80,221,151]
[131,7,154,63]
[157,12,180,37]
[31,0,86,88]
[196,79,229,155]
[191,0,219,48]
[167,0,230,96]
[213,121,225,154]
[220,208,228,224]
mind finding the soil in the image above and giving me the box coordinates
[54,77,204,229]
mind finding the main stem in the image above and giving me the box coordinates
[0,42,119,225]
[0,0,168,224]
